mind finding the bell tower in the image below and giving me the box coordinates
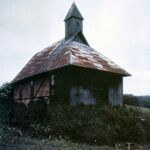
[64,2,84,39]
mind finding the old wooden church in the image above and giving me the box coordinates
[13,3,130,106]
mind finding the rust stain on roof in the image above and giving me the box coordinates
[13,39,130,82]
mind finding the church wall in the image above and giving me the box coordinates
[13,66,123,106]
[65,67,109,106]
[13,76,50,105]
[108,77,123,106]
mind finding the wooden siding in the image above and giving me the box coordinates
[65,17,83,38]
[70,87,96,105]
[13,66,123,106]
[14,76,50,104]
[22,82,30,99]
[34,78,49,97]
[14,85,20,100]
[108,78,123,106]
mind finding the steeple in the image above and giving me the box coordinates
[64,2,84,21]
[64,2,84,39]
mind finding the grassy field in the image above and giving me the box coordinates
[125,104,150,114]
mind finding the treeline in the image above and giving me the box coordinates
[123,94,150,108]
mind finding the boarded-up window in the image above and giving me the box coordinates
[34,78,49,97]
[79,87,96,105]
[70,87,96,105]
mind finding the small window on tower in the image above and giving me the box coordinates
[76,21,80,27]
[51,75,55,86]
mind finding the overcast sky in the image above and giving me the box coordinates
[0,0,150,95]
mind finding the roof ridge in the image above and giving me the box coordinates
[38,38,74,72]
[38,39,66,72]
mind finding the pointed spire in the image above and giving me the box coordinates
[64,2,84,21]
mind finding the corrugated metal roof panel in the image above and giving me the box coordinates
[13,39,130,82]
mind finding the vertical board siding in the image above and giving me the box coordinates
[34,80,42,97]
[54,72,70,104]
[14,77,50,104]
[14,86,20,99]
[34,78,49,97]
[13,66,124,106]
[22,82,30,99]
[108,78,123,106]
[65,17,83,38]
[70,86,96,105]
[118,78,123,106]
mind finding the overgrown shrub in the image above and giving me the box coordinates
[13,102,146,145]
[13,98,47,127]
[0,82,13,124]
[141,113,150,143]
[0,82,13,105]
[1,82,149,145]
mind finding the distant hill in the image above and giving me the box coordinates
[123,94,150,108]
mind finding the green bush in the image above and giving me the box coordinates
[0,83,148,145]
[0,82,13,105]
[0,82,13,124]
[13,98,47,127]
[141,113,150,143]
[13,102,146,145]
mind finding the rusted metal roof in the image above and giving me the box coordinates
[13,38,130,82]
